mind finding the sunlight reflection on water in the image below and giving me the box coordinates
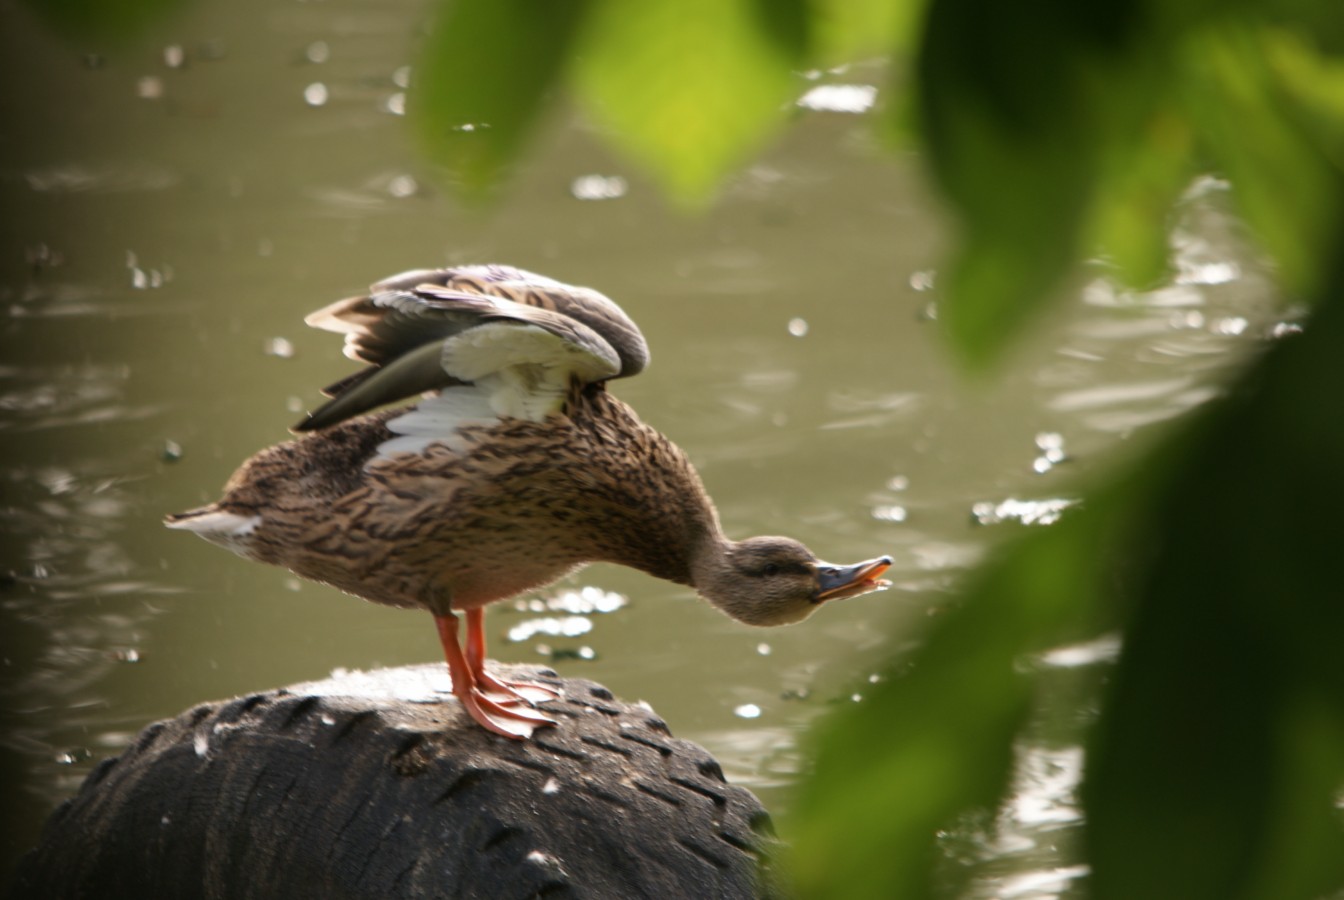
[705,725,810,794]
[796,83,878,114]
[0,366,162,431]
[23,162,181,194]
[957,741,1092,900]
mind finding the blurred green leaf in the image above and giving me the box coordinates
[1258,0,1344,55]
[787,499,1130,899]
[791,222,1344,898]
[913,1,1160,364]
[1084,227,1344,900]
[411,0,588,200]
[809,0,926,67]
[1261,30,1344,157]
[22,0,188,39]
[1246,699,1344,900]
[571,0,806,204]
[1087,103,1194,288]
[1178,26,1340,298]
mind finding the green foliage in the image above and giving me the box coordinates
[1178,27,1341,295]
[572,0,806,204]
[788,497,1132,898]
[786,3,1344,897]
[412,0,589,203]
[1082,241,1344,900]
[914,5,1343,364]
[412,0,808,206]
[790,244,1344,897]
[406,1,1344,358]
[807,0,925,69]
[21,0,189,39]
[915,0,1164,363]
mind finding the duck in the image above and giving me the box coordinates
[166,265,893,739]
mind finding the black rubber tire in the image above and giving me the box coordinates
[7,663,780,899]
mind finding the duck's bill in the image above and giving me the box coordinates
[815,555,893,603]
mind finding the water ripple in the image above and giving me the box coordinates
[24,161,181,194]
[0,365,161,432]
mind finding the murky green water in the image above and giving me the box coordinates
[1,0,1292,893]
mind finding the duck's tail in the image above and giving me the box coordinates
[165,506,263,554]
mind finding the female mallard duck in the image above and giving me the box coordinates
[167,265,892,739]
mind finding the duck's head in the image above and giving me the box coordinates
[693,536,892,626]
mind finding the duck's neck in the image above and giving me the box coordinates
[618,519,727,590]
[686,530,734,596]
[572,389,730,586]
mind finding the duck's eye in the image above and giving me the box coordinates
[761,563,781,577]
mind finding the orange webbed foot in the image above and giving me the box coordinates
[475,668,563,706]
[458,685,557,740]
[436,610,561,740]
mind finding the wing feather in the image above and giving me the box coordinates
[294,266,640,433]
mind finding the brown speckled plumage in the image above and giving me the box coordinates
[168,265,891,738]
[213,387,714,613]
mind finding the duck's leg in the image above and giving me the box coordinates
[433,612,555,740]
[464,607,562,705]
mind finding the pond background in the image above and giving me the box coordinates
[0,0,1289,894]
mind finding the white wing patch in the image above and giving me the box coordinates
[372,321,615,461]
[441,322,618,384]
[377,385,499,458]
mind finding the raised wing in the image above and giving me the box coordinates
[294,266,646,433]
[307,265,648,374]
